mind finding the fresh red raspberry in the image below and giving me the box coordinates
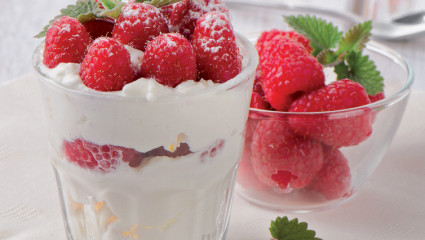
[169,0,229,39]
[289,79,373,147]
[256,29,313,58]
[63,138,142,173]
[250,92,271,110]
[112,3,169,51]
[308,146,351,200]
[250,74,271,109]
[260,37,325,110]
[191,11,242,83]
[82,18,115,39]
[141,33,197,87]
[43,16,93,68]
[368,91,385,103]
[250,119,324,190]
[80,37,135,91]
[159,2,178,20]
[167,0,189,29]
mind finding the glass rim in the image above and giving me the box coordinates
[32,32,259,101]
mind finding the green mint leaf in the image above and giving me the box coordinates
[334,61,350,80]
[270,217,321,240]
[345,51,384,95]
[100,0,118,10]
[316,49,340,66]
[97,1,125,18]
[135,0,182,7]
[34,0,124,38]
[284,15,343,56]
[337,21,372,54]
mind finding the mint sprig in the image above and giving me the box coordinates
[284,15,383,95]
[133,0,182,8]
[35,0,182,38]
[337,21,372,54]
[285,15,343,56]
[338,51,384,96]
[34,0,124,38]
[270,216,321,240]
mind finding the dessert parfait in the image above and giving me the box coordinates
[33,0,258,239]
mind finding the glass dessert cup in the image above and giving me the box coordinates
[33,33,258,240]
[229,3,414,213]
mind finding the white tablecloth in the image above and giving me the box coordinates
[0,74,424,240]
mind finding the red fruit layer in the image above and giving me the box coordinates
[63,139,193,172]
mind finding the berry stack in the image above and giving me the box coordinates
[237,15,385,203]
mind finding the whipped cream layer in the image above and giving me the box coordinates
[35,37,257,240]
[38,45,251,153]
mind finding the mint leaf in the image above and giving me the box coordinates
[344,51,384,95]
[97,1,125,18]
[334,61,350,80]
[284,15,384,95]
[135,0,182,7]
[34,0,124,38]
[284,15,343,56]
[316,49,340,66]
[100,0,118,10]
[270,217,321,240]
[337,21,372,54]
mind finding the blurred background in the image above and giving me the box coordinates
[1,0,424,88]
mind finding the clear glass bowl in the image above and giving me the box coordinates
[228,1,414,212]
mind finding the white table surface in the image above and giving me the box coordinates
[1,0,425,239]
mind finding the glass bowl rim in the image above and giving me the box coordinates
[234,2,415,115]
[250,40,414,116]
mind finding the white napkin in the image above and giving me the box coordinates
[0,75,424,240]
[0,75,64,240]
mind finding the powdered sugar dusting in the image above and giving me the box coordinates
[59,23,71,33]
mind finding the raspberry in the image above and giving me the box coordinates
[200,139,225,162]
[191,11,242,83]
[169,0,229,39]
[80,37,135,91]
[43,16,93,68]
[82,18,115,39]
[308,146,351,200]
[250,74,271,109]
[289,79,373,147]
[63,139,141,173]
[112,3,169,51]
[368,91,385,103]
[250,120,324,189]
[141,33,197,87]
[260,37,325,110]
[256,29,313,58]
[159,2,179,20]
